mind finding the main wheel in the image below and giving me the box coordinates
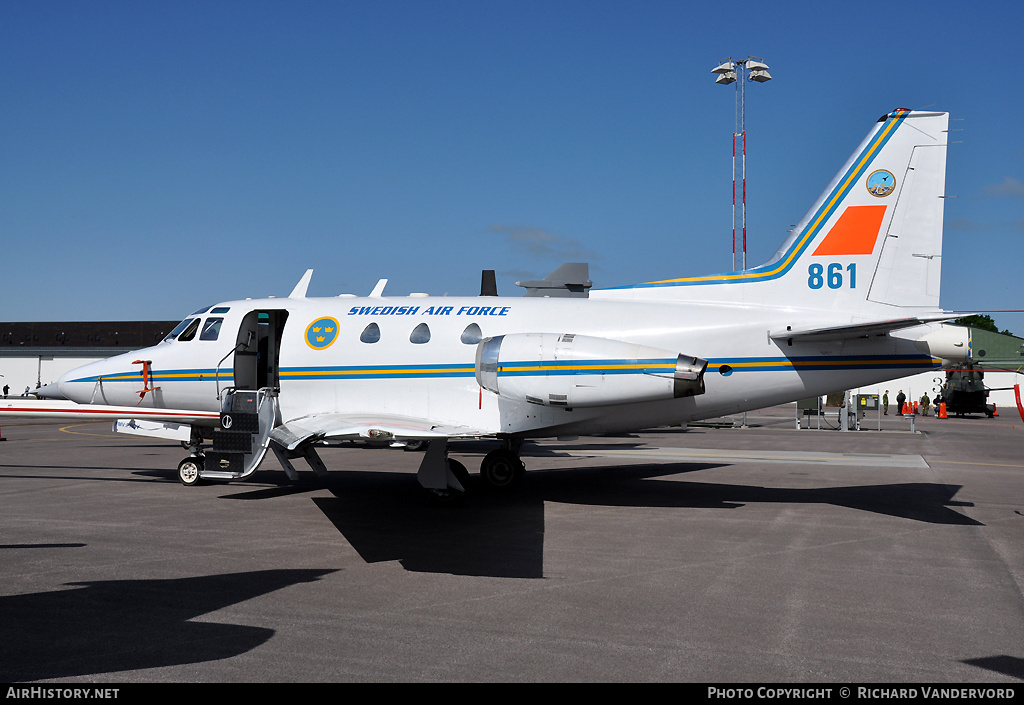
[177,456,204,486]
[480,449,525,491]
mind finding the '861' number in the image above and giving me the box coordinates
[808,263,856,289]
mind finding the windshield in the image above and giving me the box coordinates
[165,317,200,342]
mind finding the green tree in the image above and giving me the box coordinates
[951,315,1013,336]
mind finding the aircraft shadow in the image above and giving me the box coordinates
[304,463,979,580]
[962,655,1024,681]
[0,568,333,682]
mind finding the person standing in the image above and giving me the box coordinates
[896,390,906,415]
[883,390,889,415]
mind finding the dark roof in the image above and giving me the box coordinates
[1,322,179,349]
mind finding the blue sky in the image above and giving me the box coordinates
[3,1,1023,334]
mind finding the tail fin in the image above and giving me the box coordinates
[770,108,949,312]
[607,109,949,314]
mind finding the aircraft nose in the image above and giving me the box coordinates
[34,383,66,400]
[56,350,151,405]
[56,359,113,404]
[56,367,89,403]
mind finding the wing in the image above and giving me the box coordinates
[269,413,490,451]
[0,399,220,424]
[769,314,960,342]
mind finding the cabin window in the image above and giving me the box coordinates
[360,322,381,344]
[460,323,482,345]
[410,323,431,344]
[200,318,224,341]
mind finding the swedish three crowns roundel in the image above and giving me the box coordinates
[305,317,340,350]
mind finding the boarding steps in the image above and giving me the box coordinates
[201,389,278,481]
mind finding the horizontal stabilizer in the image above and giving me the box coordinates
[517,263,592,298]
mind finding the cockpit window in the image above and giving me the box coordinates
[200,318,224,341]
[191,306,212,316]
[165,318,198,341]
[177,318,200,342]
[211,307,230,314]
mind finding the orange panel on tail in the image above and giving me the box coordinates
[812,205,887,256]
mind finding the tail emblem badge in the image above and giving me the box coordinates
[866,169,896,197]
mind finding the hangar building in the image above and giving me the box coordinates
[0,321,176,398]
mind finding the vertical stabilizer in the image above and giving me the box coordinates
[767,109,949,313]
[600,109,949,316]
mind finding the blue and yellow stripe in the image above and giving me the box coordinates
[496,358,678,377]
[66,351,939,388]
[710,354,940,373]
[67,368,233,384]
[280,364,476,381]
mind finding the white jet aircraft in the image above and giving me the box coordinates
[2,109,970,497]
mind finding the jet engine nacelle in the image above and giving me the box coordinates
[475,333,707,408]
[914,324,971,363]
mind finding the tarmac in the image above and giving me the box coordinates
[1,405,1023,683]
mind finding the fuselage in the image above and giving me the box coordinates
[57,292,942,438]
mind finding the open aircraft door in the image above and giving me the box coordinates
[186,309,291,486]
[233,310,289,392]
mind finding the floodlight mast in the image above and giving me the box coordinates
[711,56,772,271]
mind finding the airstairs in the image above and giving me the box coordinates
[201,389,278,481]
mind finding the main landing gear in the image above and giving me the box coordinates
[417,438,526,500]
[479,439,526,491]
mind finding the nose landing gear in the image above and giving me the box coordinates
[177,455,204,486]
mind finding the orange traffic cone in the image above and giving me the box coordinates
[939,402,947,419]
[993,405,998,416]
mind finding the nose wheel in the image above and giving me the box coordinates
[177,456,204,486]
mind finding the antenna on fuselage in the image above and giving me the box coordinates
[480,270,498,296]
[369,279,388,297]
[289,269,314,299]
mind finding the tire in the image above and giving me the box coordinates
[178,457,204,486]
[480,449,525,491]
